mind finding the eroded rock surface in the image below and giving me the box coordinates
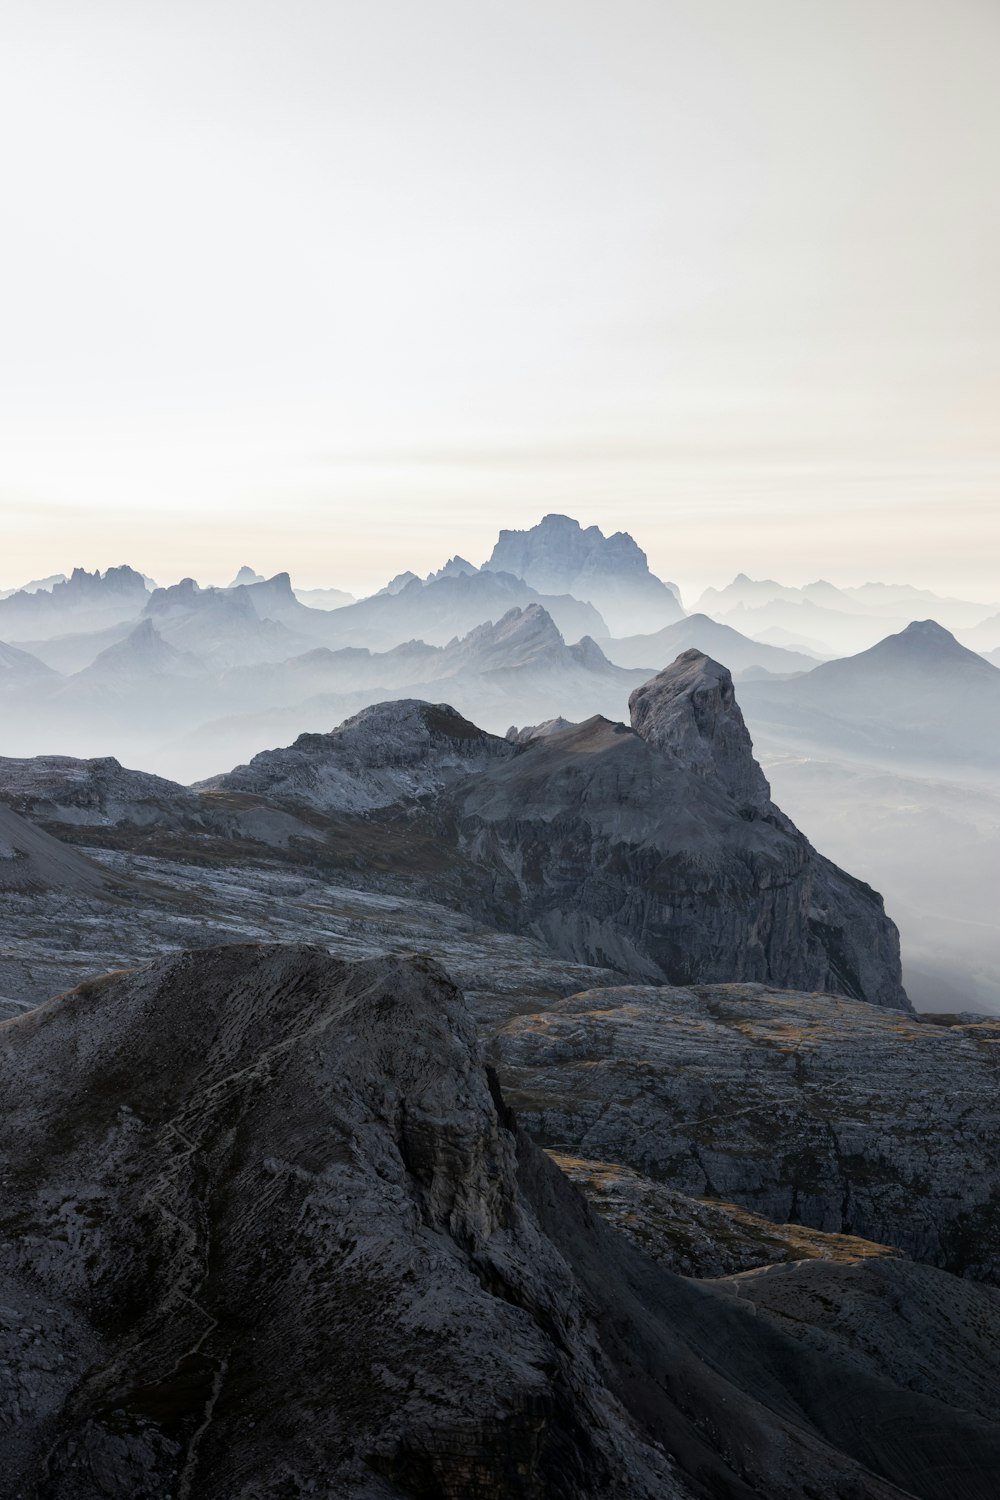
[193,664,910,1009]
[493,982,1000,1278]
[1,943,998,1500]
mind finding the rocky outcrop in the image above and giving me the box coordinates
[202,660,909,1009]
[491,981,1000,1278]
[547,1153,903,1278]
[204,699,509,812]
[0,754,193,829]
[629,650,771,813]
[455,684,908,1008]
[484,513,683,635]
[2,942,998,1499]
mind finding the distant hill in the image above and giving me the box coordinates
[0,639,57,683]
[697,574,996,630]
[739,620,1000,773]
[601,614,817,677]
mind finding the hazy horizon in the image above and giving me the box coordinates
[3,514,999,613]
[2,0,998,601]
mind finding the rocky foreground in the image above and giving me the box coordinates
[492,981,1000,1280]
[0,944,998,1500]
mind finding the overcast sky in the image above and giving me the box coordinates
[1,0,997,600]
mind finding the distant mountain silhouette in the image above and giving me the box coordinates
[483,513,682,634]
[739,620,1000,772]
[601,613,817,677]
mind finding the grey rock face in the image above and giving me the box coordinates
[491,982,1000,1278]
[192,671,908,1009]
[204,698,510,811]
[629,650,771,814]
[0,804,114,897]
[456,711,908,1009]
[0,753,193,828]
[546,1152,904,1278]
[2,942,998,1500]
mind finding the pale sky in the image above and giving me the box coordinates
[1,0,998,601]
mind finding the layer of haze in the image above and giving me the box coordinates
[1,0,998,599]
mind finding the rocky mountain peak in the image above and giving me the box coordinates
[629,650,771,814]
[426,554,478,582]
[483,514,682,634]
[145,576,201,613]
[813,618,998,684]
[894,618,977,656]
[82,619,197,679]
[228,565,265,587]
[58,565,148,600]
[457,603,564,662]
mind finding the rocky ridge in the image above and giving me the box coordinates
[52,653,909,1010]
[2,943,999,1499]
[491,980,1000,1278]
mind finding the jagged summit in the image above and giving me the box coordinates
[197,679,908,1009]
[85,617,190,672]
[483,514,683,635]
[426,554,478,582]
[377,569,420,596]
[228,565,265,587]
[0,565,150,642]
[55,564,149,600]
[629,650,771,814]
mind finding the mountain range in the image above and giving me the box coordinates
[2,565,999,1498]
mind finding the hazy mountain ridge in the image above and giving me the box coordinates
[601,612,819,676]
[739,619,1000,774]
